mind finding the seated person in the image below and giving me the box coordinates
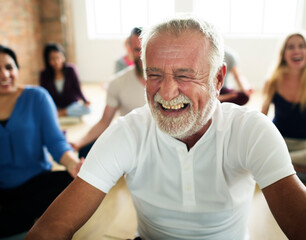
[0,45,83,238]
[72,27,145,158]
[40,43,90,117]
[219,48,253,105]
[262,33,306,182]
[114,35,136,73]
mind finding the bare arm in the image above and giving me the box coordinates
[262,175,306,240]
[25,177,106,240]
[261,102,270,115]
[261,81,270,115]
[72,105,117,150]
[59,151,83,178]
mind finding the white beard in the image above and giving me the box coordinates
[148,84,217,140]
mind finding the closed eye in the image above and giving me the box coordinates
[176,75,195,81]
[147,74,162,80]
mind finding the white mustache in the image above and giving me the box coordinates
[153,92,192,106]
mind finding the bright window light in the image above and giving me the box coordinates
[263,0,299,34]
[193,0,304,36]
[86,0,303,38]
[193,0,230,33]
[86,0,174,39]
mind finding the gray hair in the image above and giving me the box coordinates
[140,16,224,81]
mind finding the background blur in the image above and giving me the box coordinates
[1,0,306,90]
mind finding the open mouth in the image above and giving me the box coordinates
[292,56,303,62]
[0,80,11,86]
[160,103,189,111]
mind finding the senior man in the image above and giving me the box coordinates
[26,16,306,240]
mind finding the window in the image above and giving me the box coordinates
[86,0,175,39]
[193,0,304,36]
[86,0,304,38]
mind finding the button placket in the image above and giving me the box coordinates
[178,148,195,206]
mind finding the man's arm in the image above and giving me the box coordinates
[25,177,106,240]
[262,174,306,240]
[72,105,117,150]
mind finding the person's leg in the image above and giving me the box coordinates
[220,87,249,105]
[284,138,306,168]
[67,101,91,117]
[284,138,306,183]
[232,92,249,105]
[0,171,73,237]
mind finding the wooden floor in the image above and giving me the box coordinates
[58,83,288,240]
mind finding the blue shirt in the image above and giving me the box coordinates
[0,86,72,189]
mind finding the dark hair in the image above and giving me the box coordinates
[130,27,142,37]
[43,43,66,79]
[43,43,66,70]
[0,45,19,69]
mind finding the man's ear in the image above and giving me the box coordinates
[216,64,227,92]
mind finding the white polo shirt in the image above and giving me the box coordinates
[78,102,294,240]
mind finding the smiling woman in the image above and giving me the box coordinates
[0,45,82,238]
[261,33,306,182]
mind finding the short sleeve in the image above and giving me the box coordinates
[78,118,136,193]
[106,79,120,109]
[239,112,295,189]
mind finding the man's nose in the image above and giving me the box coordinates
[159,75,179,101]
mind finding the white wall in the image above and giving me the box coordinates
[72,0,126,83]
[72,0,306,90]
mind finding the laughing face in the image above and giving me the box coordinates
[283,35,306,70]
[0,53,19,94]
[145,30,224,140]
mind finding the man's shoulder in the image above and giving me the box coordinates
[220,102,257,115]
[111,66,136,82]
[107,66,137,92]
[121,104,152,124]
[117,104,154,131]
[217,102,266,129]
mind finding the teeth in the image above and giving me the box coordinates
[293,56,302,61]
[0,80,11,86]
[162,103,185,110]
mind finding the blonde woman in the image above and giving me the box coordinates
[262,33,306,179]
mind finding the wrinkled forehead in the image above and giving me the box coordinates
[145,31,211,65]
